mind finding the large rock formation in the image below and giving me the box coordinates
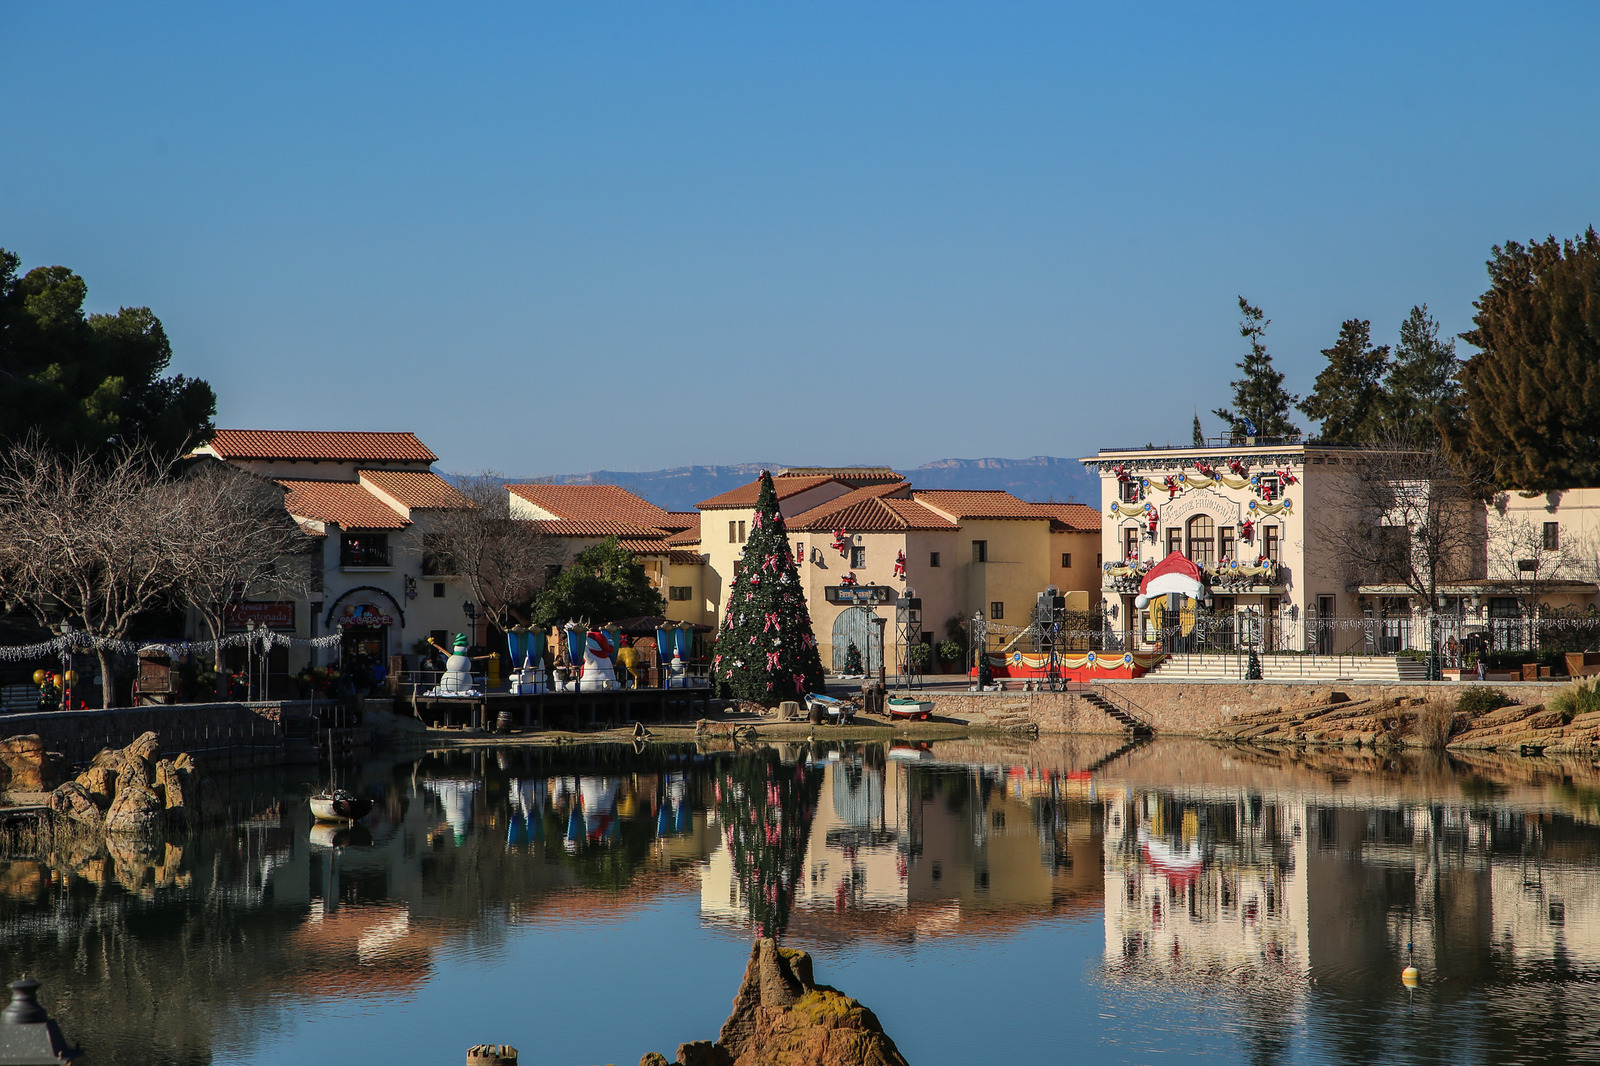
[45,732,209,835]
[0,734,68,792]
[642,939,907,1066]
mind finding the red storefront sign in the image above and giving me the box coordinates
[225,601,297,631]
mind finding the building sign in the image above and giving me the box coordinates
[224,601,296,631]
[825,585,893,606]
[339,603,395,628]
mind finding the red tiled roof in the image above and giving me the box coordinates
[359,470,472,510]
[206,430,438,463]
[664,516,701,546]
[778,467,904,487]
[1030,502,1102,532]
[697,474,841,510]
[913,489,1048,520]
[882,498,961,530]
[526,519,667,539]
[507,483,673,526]
[276,480,409,529]
[788,483,931,532]
[659,512,699,532]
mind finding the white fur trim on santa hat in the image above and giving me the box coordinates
[1135,551,1207,609]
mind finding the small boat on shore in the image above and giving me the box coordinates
[310,790,374,823]
[886,696,934,721]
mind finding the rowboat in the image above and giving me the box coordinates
[805,694,852,722]
[886,696,935,721]
[310,790,374,823]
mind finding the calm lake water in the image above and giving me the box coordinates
[4,736,1600,1065]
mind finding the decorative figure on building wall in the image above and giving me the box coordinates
[1240,517,1255,542]
[831,529,849,557]
[893,550,906,580]
[1228,457,1249,478]
[1146,503,1159,538]
[839,571,858,586]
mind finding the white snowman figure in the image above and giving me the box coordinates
[580,629,618,691]
[429,632,478,694]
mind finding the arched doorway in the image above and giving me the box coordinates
[831,607,881,674]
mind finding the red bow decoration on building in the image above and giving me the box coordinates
[893,550,906,579]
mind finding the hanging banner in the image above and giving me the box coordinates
[224,601,296,631]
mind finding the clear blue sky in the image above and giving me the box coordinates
[4,3,1597,474]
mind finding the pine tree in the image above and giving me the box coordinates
[1451,229,1600,490]
[1213,297,1301,440]
[1384,304,1462,444]
[1191,410,1204,446]
[711,471,827,701]
[1298,318,1390,444]
[713,752,824,936]
[842,641,863,675]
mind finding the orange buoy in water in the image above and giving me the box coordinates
[1401,965,1420,987]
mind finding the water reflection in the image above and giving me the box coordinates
[2,740,1600,1064]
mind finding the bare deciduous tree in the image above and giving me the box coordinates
[1326,436,1487,673]
[423,473,559,639]
[1485,500,1597,649]
[168,460,318,693]
[0,440,184,707]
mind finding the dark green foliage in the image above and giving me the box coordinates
[711,752,824,936]
[843,641,864,675]
[1213,297,1300,439]
[530,537,664,627]
[0,249,216,457]
[1299,319,1390,444]
[1191,410,1204,446]
[936,638,963,663]
[710,471,826,702]
[1450,229,1600,490]
[1456,686,1512,715]
[1245,650,1262,680]
[1385,305,1462,442]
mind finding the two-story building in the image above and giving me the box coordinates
[189,430,474,680]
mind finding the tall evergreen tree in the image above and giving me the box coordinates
[1299,318,1390,443]
[1191,410,1204,446]
[1212,297,1300,439]
[1383,304,1462,443]
[1450,229,1600,490]
[711,471,826,701]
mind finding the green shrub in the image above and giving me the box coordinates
[906,642,931,672]
[1456,687,1513,716]
[1550,677,1600,724]
[936,639,963,663]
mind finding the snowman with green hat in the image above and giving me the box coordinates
[427,632,479,695]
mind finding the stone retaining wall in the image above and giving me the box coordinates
[0,700,319,768]
[924,680,1573,736]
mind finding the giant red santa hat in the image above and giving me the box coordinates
[1134,551,1207,609]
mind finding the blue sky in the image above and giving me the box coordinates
[4,3,1596,474]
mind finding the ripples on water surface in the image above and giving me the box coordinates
[4,737,1600,1065]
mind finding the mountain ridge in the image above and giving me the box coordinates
[460,456,1097,512]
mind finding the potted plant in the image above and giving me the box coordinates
[937,639,963,674]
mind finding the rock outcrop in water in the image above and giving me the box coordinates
[45,732,214,833]
[641,938,907,1066]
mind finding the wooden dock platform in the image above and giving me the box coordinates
[402,686,712,732]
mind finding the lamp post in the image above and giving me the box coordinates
[462,602,479,650]
[57,622,72,710]
[245,621,257,701]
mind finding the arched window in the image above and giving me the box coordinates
[1187,515,1215,566]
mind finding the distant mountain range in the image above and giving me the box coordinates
[474,456,1098,512]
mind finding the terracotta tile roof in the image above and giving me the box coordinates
[1029,502,1102,532]
[697,474,841,510]
[664,516,701,545]
[665,549,706,566]
[912,489,1048,520]
[788,483,929,532]
[526,519,667,539]
[206,430,438,463]
[276,480,409,529]
[659,512,699,532]
[359,470,472,510]
[507,483,673,526]
[882,498,961,529]
[779,467,904,486]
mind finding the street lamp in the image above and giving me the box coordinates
[462,602,478,650]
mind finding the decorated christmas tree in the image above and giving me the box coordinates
[713,751,824,937]
[842,641,863,675]
[711,471,827,702]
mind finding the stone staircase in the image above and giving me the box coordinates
[1146,652,1430,682]
[1071,685,1155,735]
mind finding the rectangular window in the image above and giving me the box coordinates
[990,601,1004,620]
[1166,527,1181,556]
[1123,528,1139,561]
[739,521,746,543]
[1544,522,1560,550]
[431,629,448,649]
[432,582,445,598]
[1096,553,1102,567]
[669,586,693,601]
[1259,476,1280,500]
[729,520,738,543]
[850,545,866,568]
[339,533,391,568]
[929,551,940,568]
[1219,526,1235,561]
[1264,525,1281,562]
[972,540,988,563]
[1061,552,1072,569]
[1120,480,1140,504]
